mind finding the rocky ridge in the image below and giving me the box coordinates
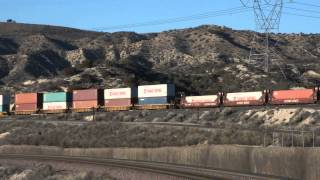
[0,22,319,95]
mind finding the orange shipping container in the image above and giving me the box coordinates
[15,93,38,104]
[105,99,132,107]
[15,103,38,112]
[73,89,98,101]
[73,100,98,109]
[270,89,317,105]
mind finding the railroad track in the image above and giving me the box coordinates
[0,154,292,180]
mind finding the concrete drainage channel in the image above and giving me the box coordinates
[0,154,293,180]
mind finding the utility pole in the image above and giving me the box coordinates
[240,0,286,75]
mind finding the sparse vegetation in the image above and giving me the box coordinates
[0,23,319,94]
[0,164,115,180]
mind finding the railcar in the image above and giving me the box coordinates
[269,88,318,105]
[104,87,137,111]
[0,94,10,115]
[41,92,71,114]
[222,91,267,107]
[72,89,103,112]
[180,94,221,108]
[15,93,42,115]
[135,84,175,110]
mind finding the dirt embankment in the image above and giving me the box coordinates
[5,107,320,129]
[0,160,184,180]
[0,163,115,180]
[0,145,319,180]
[0,119,318,148]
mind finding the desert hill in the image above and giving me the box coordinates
[0,22,319,95]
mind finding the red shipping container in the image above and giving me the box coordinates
[15,103,37,112]
[270,89,317,105]
[105,99,132,107]
[73,89,98,101]
[15,93,38,104]
[223,91,266,106]
[73,100,98,109]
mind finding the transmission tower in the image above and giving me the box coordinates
[240,0,284,73]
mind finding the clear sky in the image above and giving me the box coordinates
[1,0,319,33]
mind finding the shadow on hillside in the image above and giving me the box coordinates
[25,50,71,77]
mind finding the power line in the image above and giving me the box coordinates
[93,6,253,31]
[91,1,320,32]
[284,7,320,14]
[291,1,320,8]
[263,5,320,19]
[283,11,320,19]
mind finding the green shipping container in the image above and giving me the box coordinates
[43,92,69,103]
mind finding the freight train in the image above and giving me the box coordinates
[0,84,319,115]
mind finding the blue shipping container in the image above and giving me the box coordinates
[43,92,69,103]
[0,95,10,105]
[0,105,9,113]
[138,97,173,105]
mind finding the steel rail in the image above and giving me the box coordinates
[0,154,291,180]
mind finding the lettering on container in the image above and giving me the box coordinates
[185,96,217,103]
[227,92,262,102]
[47,105,64,109]
[231,96,258,101]
[284,99,299,103]
[144,88,162,94]
[109,91,127,96]
[236,101,250,105]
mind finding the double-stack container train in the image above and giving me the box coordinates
[0,85,319,116]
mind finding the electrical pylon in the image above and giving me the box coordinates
[240,0,283,73]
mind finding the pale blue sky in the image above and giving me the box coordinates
[1,0,319,33]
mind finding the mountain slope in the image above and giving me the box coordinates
[0,22,319,95]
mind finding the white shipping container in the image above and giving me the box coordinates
[226,91,263,101]
[0,95,4,106]
[105,88,132,100]
[185,95,218,103]
[43,102,67,110]
[138,84,175,98]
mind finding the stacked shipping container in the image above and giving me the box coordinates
[0,95,10,113]
[72,89,102,111]
[15,93,42,114]
[43,92,70,112]
[104,88,137,108]
[138,84,175,105]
